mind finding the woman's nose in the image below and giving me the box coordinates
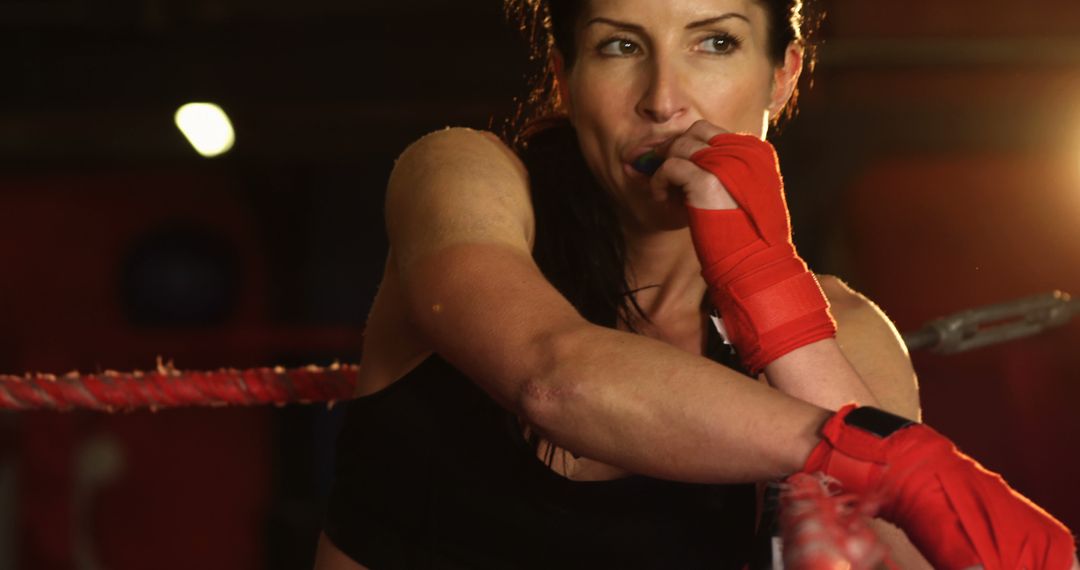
[636,58,689,124]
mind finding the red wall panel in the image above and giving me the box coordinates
[1,172,273,570]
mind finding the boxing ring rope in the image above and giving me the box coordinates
[778,474,894,570]
[0,360,359,412]
[1,291,1075,570]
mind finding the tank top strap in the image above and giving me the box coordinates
[701,300,748,375]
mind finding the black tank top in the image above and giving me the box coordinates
[324,322,757,569]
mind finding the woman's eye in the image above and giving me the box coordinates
[698,34,739,55]
[598,38,640,56]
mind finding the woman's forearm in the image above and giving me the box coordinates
[522,321,831,485]
[764,278,921,420]
[762,337,881,411]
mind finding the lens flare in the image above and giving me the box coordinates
[174,102,235,158]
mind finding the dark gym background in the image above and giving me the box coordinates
[1,0,1078,568]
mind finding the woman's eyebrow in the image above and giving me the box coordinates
[584,16,646,33]
[584,13,751,33]
[686,13,751,29]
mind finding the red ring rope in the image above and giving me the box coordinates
[0,360,359,412]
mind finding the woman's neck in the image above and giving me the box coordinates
[623,226,707,323]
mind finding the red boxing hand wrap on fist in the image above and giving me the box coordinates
[802,405,1077,570]
[687,134,835,374]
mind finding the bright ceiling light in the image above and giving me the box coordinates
[174,102,235,158]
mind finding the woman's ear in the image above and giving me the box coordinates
[552,48,573,116]
[768,43,804,120]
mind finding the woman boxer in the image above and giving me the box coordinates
[315,0,1078,568]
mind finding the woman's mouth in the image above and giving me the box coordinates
[631,151,663,175]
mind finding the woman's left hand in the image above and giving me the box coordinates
[648,120,740,210]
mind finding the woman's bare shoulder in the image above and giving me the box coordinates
[818,275,883,318]
[394,127,528,189]
[818,274,908,343]
[386,127,535,273]
[818,274,921,419]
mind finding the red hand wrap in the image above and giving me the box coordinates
[687,134,835,374]
[802,405,1078,570]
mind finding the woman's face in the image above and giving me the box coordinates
[560,0,801,230]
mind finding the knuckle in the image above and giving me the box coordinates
[690,119,712,133]
[657,158,681,180]
[691,119,730,142]
[690,119,718,138]
[670,137,694,157]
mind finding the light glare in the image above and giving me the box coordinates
[174,103,235,158]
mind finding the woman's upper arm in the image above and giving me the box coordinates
[386,128,534,273]
[384,128,585,410]
[820,275,922,421]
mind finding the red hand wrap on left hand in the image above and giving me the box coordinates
[687,134,835,374]
[802,405,1078,570]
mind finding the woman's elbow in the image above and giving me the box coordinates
[515,324,592,436]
